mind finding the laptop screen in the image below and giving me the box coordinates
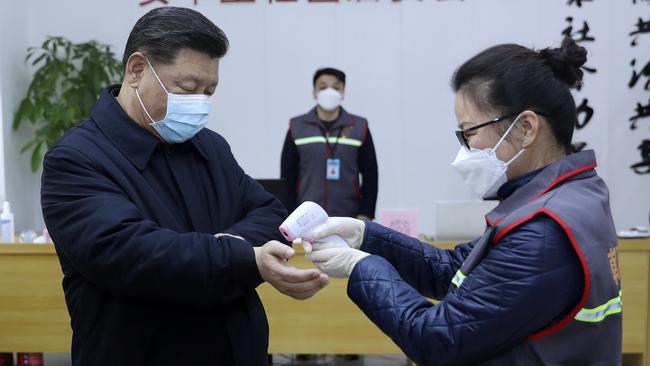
[435,200,497,240]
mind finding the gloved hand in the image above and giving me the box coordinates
[304,242,370,279]
[310,217,366,249]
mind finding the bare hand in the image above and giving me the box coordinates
[254,241,329,300]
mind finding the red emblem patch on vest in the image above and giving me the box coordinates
[341,126,353,139]
[607,247,620,286]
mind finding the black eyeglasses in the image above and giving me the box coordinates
[454,110,548,150]
[455,112,519,150]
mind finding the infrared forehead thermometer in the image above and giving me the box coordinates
[279,201,348,248]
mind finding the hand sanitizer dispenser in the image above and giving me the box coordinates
[1,201,15,243]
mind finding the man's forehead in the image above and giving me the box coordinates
[172,70,214,80]
[317,75,341,83]
[163,60,219,82]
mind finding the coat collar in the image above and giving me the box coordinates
[91,85,209,170]
[485,150,598,226]
[495,167,544,200]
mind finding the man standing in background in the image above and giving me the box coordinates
[281,68,378,221]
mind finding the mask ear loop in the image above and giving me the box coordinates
[134,58,170,125]
[505,147,526,167]
[493,113,523,150]
[145,58,169,94]
[493,113,527,167]
[135,88,158,124]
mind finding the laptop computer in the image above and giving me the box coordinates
[435,200,498,240]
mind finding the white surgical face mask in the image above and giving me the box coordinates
[316,88,343,112]
[450,114,526,199]
[135,58,212,144]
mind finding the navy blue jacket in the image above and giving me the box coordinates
[347,175,583,365]
[41,86,286,366]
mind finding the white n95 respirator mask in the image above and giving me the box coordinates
[450,114,526,199]
[316,88,343,112]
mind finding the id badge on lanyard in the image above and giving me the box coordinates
[327,158,341,181]
[325,126,343,181]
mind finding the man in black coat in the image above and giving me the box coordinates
[40,7,328,366]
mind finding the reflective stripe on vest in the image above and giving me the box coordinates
[451,270,621,321]
[451,269,466,288]
[294,136,362,147]
[574,291,623,323]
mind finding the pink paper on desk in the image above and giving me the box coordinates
[379,209,419,238]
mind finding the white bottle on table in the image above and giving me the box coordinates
[1,201,15,243]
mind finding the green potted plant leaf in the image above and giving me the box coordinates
[13,36,123,172]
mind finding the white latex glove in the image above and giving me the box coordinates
[304,242,370,279]
[310,217,366,249]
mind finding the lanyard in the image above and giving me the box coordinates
[319,125,344,158]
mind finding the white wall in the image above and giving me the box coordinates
[0,0,32,233]
[0,82,5,203]
[607,1,650,234]
[1,0,648,236]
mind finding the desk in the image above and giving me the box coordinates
[0,240,648,365]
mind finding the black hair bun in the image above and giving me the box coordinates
[539,37,588,89]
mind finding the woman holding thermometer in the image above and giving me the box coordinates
[296,37,621,366]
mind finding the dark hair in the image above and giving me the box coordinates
[122,7,229,67]
[451,37,587,153]
[313,68,346,87]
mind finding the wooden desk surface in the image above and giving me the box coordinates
[0,239,648,363]
[0,237,647,255]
